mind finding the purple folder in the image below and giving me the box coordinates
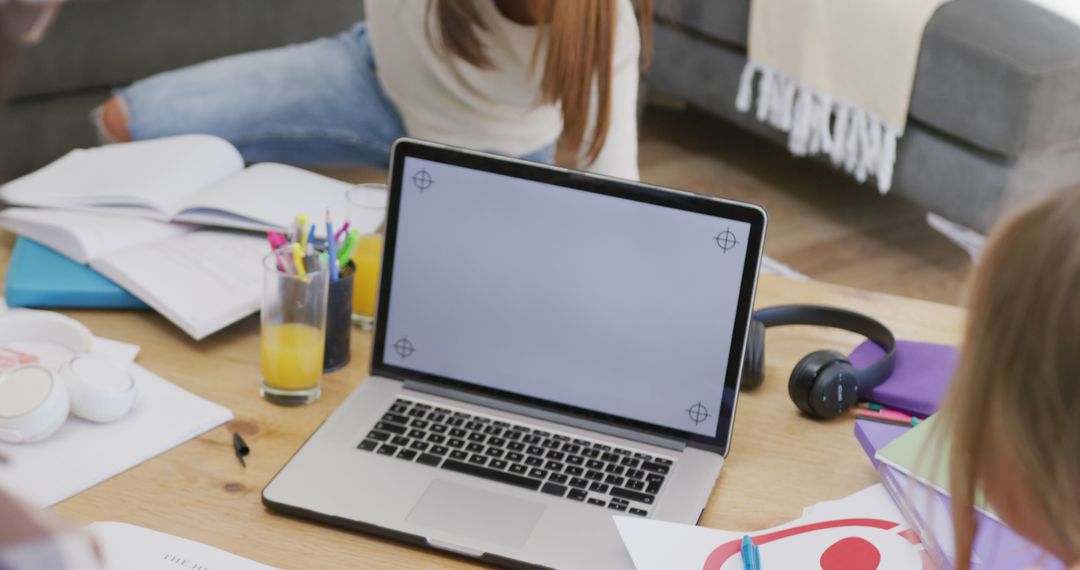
[849,339,958,417]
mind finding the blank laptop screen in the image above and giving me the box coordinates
[380,155,755,438]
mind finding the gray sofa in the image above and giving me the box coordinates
[1,0,364,178]
[647,0,1080,233]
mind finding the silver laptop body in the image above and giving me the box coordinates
[264,139,768,569]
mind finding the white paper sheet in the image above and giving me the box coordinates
[615,485,931,570]
[0,363,233,507]
[90,522,279,570]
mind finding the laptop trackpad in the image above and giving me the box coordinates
[407,480,545,549]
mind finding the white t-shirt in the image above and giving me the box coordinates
[365,0,641,180]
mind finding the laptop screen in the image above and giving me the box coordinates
[375,141,765,450]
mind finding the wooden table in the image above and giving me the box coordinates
[0,232,965,569]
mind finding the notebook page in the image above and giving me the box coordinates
[174,163,353,237]
[0,135,243,217]
[90,230,266,339]
[89,522,278,570]
[0,208,193,263]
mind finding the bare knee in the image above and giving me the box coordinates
[96,96,132,143]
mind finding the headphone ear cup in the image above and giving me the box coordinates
[808,360,859,419]
[60,355,137,423]
[740,320,766,390]
[788,350,847,417]
[0,365,70,444]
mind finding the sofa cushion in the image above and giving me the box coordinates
[914,0,1080,157]
[653,0,749,49]
[653,0,1080,158]
[13,0,365,99]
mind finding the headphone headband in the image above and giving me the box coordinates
[752,305,896,392]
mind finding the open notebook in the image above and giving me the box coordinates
[0,208,264,340]
[0,135,352,236]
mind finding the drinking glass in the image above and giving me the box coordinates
[346,184,388,331]
[260,250,329,406]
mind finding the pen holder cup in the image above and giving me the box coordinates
[324,261,355,372]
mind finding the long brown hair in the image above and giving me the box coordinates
[941,186,1080,569]
[431,0,654,164]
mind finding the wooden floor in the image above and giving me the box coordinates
[326,106,973,306]
[637,107,972,306]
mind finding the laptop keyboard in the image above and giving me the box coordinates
[357,397,674,517]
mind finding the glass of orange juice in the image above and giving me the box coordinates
[346,184,387,331]
[260,250,329,406]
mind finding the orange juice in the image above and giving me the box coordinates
[261,323,324,390]
[351,233,383,316]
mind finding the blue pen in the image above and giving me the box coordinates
[741,535,760,570]
[325,209,339,281]
[307,224,316,247]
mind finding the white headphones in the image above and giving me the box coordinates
[0,310,137,443]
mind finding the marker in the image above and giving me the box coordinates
[741,535,760,570]
[267,232,284,271]
[856,408,921,427]
[292,243,307,276]
[303,254,322,274]
[296,215,310,248]
[336,229,359,268]
[325,209,339,281]
[335,221,350,243]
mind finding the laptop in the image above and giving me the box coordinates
[262,139,767,569]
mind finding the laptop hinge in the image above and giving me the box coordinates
[403,379,687,452]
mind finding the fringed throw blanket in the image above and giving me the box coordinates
[736,0,950,193]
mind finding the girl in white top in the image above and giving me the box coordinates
[99,0,654,180]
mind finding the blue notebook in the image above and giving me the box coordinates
[4,237,148,309]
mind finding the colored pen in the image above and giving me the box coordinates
[292,243,307,276]
[326,209,339,281]
[303,254,322,274]
[296,215,310,248]
[741,535,760,570]
[856,408,922,427]
[232,433,250,468]
[336,229,359,267]
[335,221,350,242]
[856,401,924,420]
[267,232,286,271]
[307,224,316,247]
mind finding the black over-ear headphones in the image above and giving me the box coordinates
[740,305,896,419]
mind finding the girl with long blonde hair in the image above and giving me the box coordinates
[939,185,1080,569]
[97,0,652,178]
